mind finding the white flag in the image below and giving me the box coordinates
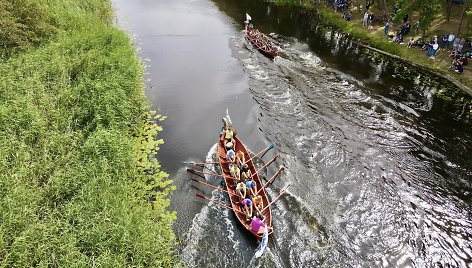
[254,228,268,258]
[246,13,252,22]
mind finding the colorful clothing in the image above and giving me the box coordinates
[225,129,234,139]
[230,165,240,175]
[253,196,263,206]
[242,198,252,207]
[251,217,265,233]
[226,149,235,159]
[246,181,256,189]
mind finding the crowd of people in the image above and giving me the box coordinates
[222,122,267,234]
[323,1,471,76]
[394,32,471,74]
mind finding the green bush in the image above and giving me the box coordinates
[0,0,56,58]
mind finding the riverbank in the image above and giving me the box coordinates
[0,0,176,266]
[266,0,472,118]
[314,4,472,96]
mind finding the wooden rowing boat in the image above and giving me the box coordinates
[187,114,288,242]
[217,132,272,239]
[244,23,279,58]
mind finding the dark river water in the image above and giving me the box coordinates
[112,0,472,267]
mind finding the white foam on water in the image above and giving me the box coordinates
[203,143,218,179]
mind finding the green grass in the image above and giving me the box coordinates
[0,0,176,266]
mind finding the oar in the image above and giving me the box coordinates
[196,194,242,213]
[187,168,235,180]
[184,143,275,168]
[244,143,274,165]
[191,178,238,197]
[261,184,291,213]
[182,160,229,166]
[250,155,279,181]
[256,166,285,196]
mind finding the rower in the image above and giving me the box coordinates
[235,150,245,167]
[241,197,253,220]
[229,163,241,184]
[240,163,251,181]
[226,146,235,163]
[252,195,264,218]
[250,216,266,235]
[235,182,246,199]
[245,179,257,197]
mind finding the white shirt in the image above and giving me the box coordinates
[226,149,235,159]
[448,34,455,42]
[433,43,439,50]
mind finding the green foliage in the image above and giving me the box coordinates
[0,0,56,58]
[0,0,176,266]
[466,6,472,36]
[393,0,442,36]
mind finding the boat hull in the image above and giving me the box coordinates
[217,134,272,239]
[244,27,279,58]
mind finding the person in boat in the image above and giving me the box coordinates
[226,146,236,163]
[235,181,246,199]
[246,179,258,197]
[235,150,245,167]
[225,140,234,151]
[240,163,252,181]
[229,163,241,184]
[241,197,253,220]
[223,125,236,150]
[252,195,264,218]
[250,216,266,235]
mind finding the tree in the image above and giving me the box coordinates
[393,0,442,37]
[458,0,471,34]
[447,0,453,22]
[466,4,472,36]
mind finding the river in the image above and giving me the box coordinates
[112,0,472,267]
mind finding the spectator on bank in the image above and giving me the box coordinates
[393,32,403,44]
[453,37,461,50]
[342,10,352,21]
[426,41,433,56]
[368,13,374,29]
[431,42,439,58]
[459,38,465,52]
[456,61,464,74]
[459,56,468,65]
[399,23,411,35]
[414,20,419,34]
[365,1,371,12]
[403,14,409,23]
[441,34,448,49]
[465,39,471,52]
[384,20,391,36]
[363,11,369,26]
[414,37,424,49]
[448,33,455,49]
[407,38,414,48]
[393,3,399,15]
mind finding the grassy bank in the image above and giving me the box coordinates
[270,1,448,74]
[0,0,176,266]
